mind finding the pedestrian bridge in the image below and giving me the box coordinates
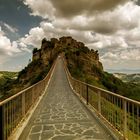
[0,57,140,140]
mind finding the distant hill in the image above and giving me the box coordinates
[0,71,18,86]
[114,73,140,83]
[106,69,140,74]
[0,71,18,98]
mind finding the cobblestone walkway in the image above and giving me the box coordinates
[19,58,114,140]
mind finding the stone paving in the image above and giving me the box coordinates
[19,58,114,140]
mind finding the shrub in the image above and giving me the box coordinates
[33,48,38,54]
[80,46,90,54]
[92,64,103,77]
[42,38,47,44]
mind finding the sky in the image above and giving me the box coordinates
[0,0,140,73]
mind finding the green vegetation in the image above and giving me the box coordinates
[30,64,51,85]
[114,73,140,83]
[33,48,38,54]
[0,71,18,86]
[0,71,18,99]
[87,89,140,139]
[0,58,52,100]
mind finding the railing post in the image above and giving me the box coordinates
[32,88,34,104]
[86,85,89,105]
[0,106,4,140]
[123,99,127,139]
[98,91,101,114]
[22,93,25,116]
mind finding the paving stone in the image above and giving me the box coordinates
[55,124,63,129]
[41,131,54,140]
[83,130,95,136]
[54,130,63,135]
[30,125,42,133]
[43,125,54,131]
[34,119,42,123]
[52,135,75,140]
[73,128,83,134]
[28,133,40,140]
[63,126,71,130]
[61,130,75,135]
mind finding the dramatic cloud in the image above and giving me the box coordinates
[0,26,31,65]
[0,27,20,56]
[24,0,128,19]
[51,0,128,18]
[24,0,55,19]
[20,0,140,70]
[20,27,45,48]
[101,48,140,69]
[53,2,140,34]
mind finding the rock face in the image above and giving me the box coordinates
[32,36,103,72]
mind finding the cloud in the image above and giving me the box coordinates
[51,0,128,18]
[21,0,140,70]
[101,49,140,61]
[20,26,45,48]
[53,2,140,34]
[0,26,5,36]
[101,48,140,69]
[24,0,55,19]
[0,27,20,55]
[23,0,139,35]
[24,0,128,19]
[3,23,18,33]
[20,1,140,58]
[0,26,30,65]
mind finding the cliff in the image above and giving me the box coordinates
[32,36,103,71]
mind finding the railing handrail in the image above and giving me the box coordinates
[71,76,140,105]
[64,57,140,105]
[0,60,56,106]
[0,81,41,106]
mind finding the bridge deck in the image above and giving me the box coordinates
[19,58,114,140]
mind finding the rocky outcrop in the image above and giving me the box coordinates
[32,36,103,72]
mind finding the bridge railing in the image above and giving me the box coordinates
[0,60,56,140]
[63,58,140,140]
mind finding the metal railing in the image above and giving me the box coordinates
[0,59,56,140]
[63,58,140,140]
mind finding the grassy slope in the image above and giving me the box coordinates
[0,71,18,86]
